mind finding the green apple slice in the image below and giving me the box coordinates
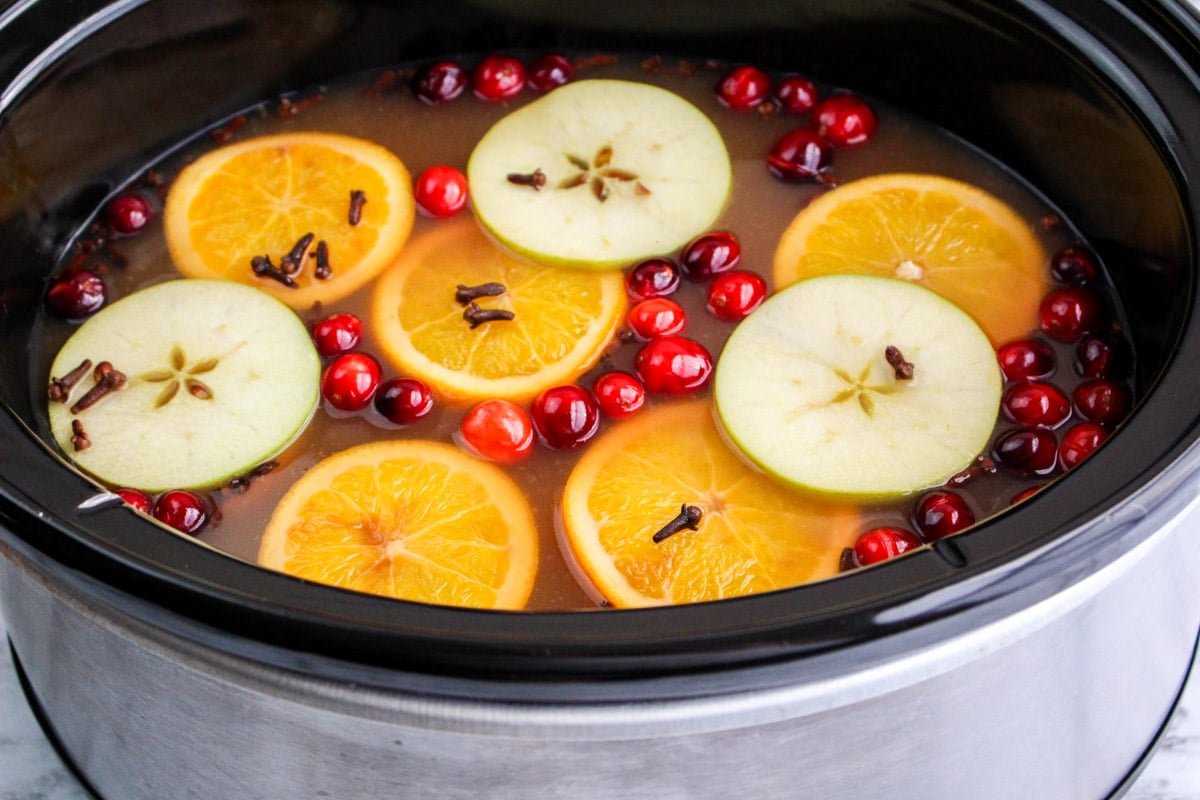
[47,279,320,492]
[714,274,1002,500]
[467,79,732,269]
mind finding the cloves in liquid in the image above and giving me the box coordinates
[279,233,314,275]
[463,301,515,329]
[455,282,506,305]
[348,190,367,226]
[652,504,703,543]
[251,255,297,288]
[312,240,333,280]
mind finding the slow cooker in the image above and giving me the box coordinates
[3,0,1200,797]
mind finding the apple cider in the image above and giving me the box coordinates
[30,52,1134,610]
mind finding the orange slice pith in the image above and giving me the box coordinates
[165,132,415,309]
[258,440,537,610]
[560,401,859,608]
[773,173,1049,345]
[372,217,626,403]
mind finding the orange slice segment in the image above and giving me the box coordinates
[372,217,626,403]
[165,132,415,309]
[258,440,537,609]
[773,173,1049,345]
[559,401,859,608]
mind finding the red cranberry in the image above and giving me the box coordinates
[153,489,209,535]
[853,527,922,566]
[628,298,687,339]
[635,336,714,395]
[374,377,434,425]
[459,399,534,464]
[774,75,819,114]
[680,231,741,282]
[706,270,767,321]
[471,55,525,102]
[996,338,1056,381]
[717,65,771,110]
[321,352,381,411]
[104,193,152,235]
[1049,245,1098,285]
[531,385,600,449]
[415,61,467,104]
[1039,287,1103,342]
[992,428,1059,475]
[913,491,975,541]
[46,269,107,319]
[1059,422,1108,470]
[767,128,834,182]
[1010,486,1043,505]
[1075,334,1130,379]
[625,258,681,300]
[310,312,362,358]
[813,94,877,147]
[527,53,574,92]
[592,371,646,419]
[1072,378,1131,426]
[1001,381,1071,429]
[115,488,153,514]
[414,165,468,218]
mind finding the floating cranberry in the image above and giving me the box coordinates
[1001,381,1071,429]
[321,352,381,411]
[1059,422,1108,470]
[853,527,922,566]
[717,65,771,110]
[1049,245,1098,285]
[592,371,646,419]
[1039,286,1103,342]
[471,55,525,102]
[628,298,687,339]
[635,335,714,395]
[996,338,1056,381]
[913,491,975,541]
[680,231,741,282]
[625,258,681,300]
[374,377,434,425]
[774,75,819,114]
[153,489,209,535]
[527,53,574,92]
[1075,334,1130,379]
[414,165,468,218]
[813,94,877,147]
[46,269,107,319]
[767,128,833,182]
[992,428,1058,475]
[1072,378,1131,426]
[531,385,601,449]
[115,488,152,514]
[414,61,467,104]
[706,270,767,321]
[104,193,152,235]
[310,312,362,358]
[460,398,534,463]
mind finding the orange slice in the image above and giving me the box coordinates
[773,173,1049,345]
[258,440,537,609]
[165,132,415,309]
[559,401,859,608]
[372,217,626,403]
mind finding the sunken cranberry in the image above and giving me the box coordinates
[635,335,714,395]
[46,269,107,319]
[996,338,1056,381]
[1059,422,1108,470]
[717,65,771,110]
[706,270,767,321]
[774,75,819,114]
[1072,378,1131,426]
[414,165,468,218]
[1039,286,1103,342]
[853,527,922,566]
[153,489,209,535]
[1010,485,1043,505]
[104,193,152,235]
[414,61,467,104]
[913,491,975,541]
[115,488,153,514]
[626,258,681,300]
[527,53,574,92]
[471,55,525,102]
[628,298,687,339]
[592,371,646,419]
[321,352,381,411]
[767,128,833,182]
[1001,381,1071,429]
[680,231,741,282]
[311,312,362,357]
[813,94,877,147]
[459,399,534,464]
[1075,334,1130,379]
[531,385,600,449]
[1049,245,1098,286]
[374,377,434,425]
[992,428,1059,475]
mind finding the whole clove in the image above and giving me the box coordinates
[507,169,546,190]
[885,345,915,381]
[251,255,297,288]
[70,419,91,451]
[48,358,94,403]
[652,504,703,543]
[348,190,367,226]
[70,362,127,414]
[312,240,333,280]
[463,301,515,329]
[279,233,314,275]
[455,282,506,305]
